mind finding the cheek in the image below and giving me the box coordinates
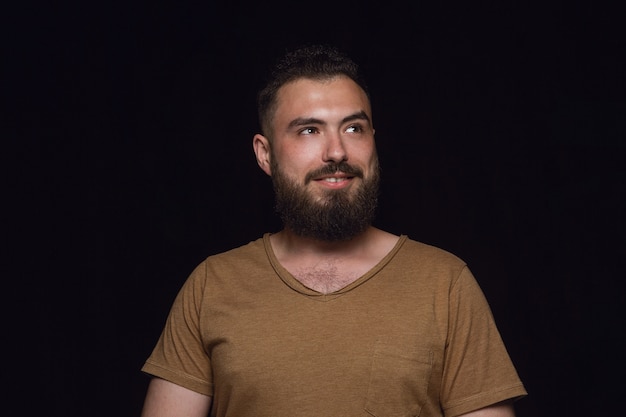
[347,137,376,156]
[275,145,320,171]
[362,150,380,177]
[352,145,378,167]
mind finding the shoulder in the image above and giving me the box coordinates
[379,236,473,293]
[397,237,467,268]
[182,235,273,290]
[198,236,267,269]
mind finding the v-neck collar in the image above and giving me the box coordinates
[263,233,408,301]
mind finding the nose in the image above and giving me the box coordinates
[322,132,347,163]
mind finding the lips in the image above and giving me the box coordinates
[311,171,356,191]
[305,162,363,184]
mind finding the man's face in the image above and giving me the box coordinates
[263,76,380,241]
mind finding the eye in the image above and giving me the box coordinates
[345,124,363,133]
[299,127,318,135]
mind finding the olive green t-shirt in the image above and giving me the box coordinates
[142,234,526,416]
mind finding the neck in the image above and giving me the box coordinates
[271,226,376,257]
[269,226,401,294]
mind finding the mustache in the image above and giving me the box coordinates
[304,162,364,184]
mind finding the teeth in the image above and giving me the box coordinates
[324,177,345,183]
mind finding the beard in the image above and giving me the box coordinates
[271,158,380,242]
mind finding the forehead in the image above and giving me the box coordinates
[273,76,371,124]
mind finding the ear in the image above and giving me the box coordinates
[253,133,272,176]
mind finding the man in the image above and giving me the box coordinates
[140,44,527,416]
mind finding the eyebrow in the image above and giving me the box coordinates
[343,111,371,125]
[287,111,371,130]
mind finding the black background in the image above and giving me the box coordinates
[5,1,625,416]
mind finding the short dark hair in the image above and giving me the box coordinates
[257,44,370,139]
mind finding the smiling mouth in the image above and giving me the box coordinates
[305,162,363,184]
[321,177,350,183]
[321,177,349,182]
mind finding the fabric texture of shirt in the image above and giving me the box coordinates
[142,234,527,417]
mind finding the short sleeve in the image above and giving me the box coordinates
[440,266,527,416]
[141,262,213,396]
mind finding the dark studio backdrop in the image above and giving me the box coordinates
[5,1,625,416]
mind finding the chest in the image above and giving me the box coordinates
[204,286,446,416]
[287,258,376,294]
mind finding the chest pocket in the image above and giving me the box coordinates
[364,341,434,417]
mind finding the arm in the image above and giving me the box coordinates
[458,400,516,417]
[140,377,212,417]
